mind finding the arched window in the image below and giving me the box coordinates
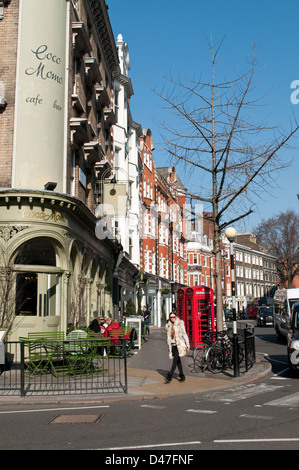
[14,239,56,266]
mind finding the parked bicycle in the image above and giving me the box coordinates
[193,330,244,374]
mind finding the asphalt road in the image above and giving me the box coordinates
[1,323,299,454]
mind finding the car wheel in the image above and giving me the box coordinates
[288,358,299,378]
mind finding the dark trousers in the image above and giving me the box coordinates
[169,345,183,376]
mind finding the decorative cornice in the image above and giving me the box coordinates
[0,189,120,253]
[0,189,96,231]
[88,0,120,77]
[115,73,134,97]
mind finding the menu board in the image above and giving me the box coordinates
[125,317,142,349]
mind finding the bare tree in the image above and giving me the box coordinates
[68,246,96,329]
[0,245,17,335]
[254,210,299,288]
[154,39,299,330]
[0,241,26,336]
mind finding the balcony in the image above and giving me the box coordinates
[72,22,92,58]
[103,107,116,128]
[70,118,92,149]
[71,94,86,115]
[95,85,110,109]
[85,57,102,88]
[84,141,105,166]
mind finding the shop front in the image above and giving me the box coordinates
[138,273,173,327]
[0,189,117,341]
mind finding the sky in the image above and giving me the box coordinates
[107,0,299,233]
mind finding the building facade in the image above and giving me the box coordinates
[102,32,142,314]
[139,131,188,325]
[233,234,277,313]
[0,0,126,339]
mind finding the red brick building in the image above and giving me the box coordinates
[139,129,187,325]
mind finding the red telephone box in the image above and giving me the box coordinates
[177,286,215,348]
[177,287,188,321]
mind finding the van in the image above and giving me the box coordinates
[273,288,299,341]
[284,302,299,377]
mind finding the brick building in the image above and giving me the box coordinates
[139,130,188,325]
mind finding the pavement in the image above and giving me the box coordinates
[0,326,272,406]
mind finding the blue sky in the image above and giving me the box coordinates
[107,0,299,233]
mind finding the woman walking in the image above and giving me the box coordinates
[165,312,190,383]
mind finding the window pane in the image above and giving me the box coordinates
[14,240,56,266]
[16,273,37,316]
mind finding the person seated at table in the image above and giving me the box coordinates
[103,317,112,329]
[98,316,106,333]
[125,327,137,348]
[88,319,102,335]
[103,318,123,343]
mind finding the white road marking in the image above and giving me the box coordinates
[215,438,299,444]
[0,405,110,415]
[140,404,166,409]
[98,441,202,450]
[240,413,273,420]
[202,383,284,402]
[187,409,217,414]
[265,392,299,408]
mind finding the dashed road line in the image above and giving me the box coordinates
[187,409,217,414]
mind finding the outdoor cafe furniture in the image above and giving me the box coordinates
[19,332,65,376]
[18,325,139,378]
[19,330,110,377]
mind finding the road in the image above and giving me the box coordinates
[1,323,299,453]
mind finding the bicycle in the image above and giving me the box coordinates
[193,330,244,374]
[206,331,245,374]
[206,331,233,373]
[192,331,217,372]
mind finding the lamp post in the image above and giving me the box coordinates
[225,226,240,377]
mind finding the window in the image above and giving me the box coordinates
[226,282,231,297]
[114,88,119,121]
[15,239,56,266]
[14,239,60,317]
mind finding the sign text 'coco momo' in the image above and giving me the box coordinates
[13,0,68,192]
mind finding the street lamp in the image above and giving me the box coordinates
[225,226,240,377]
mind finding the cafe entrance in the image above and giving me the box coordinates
[13,238,63,337]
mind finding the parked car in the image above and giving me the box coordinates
[224,309,233,321]
[247,306,258,319]
[282,302,299,377]
[256,306,274,327]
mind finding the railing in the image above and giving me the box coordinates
[192,323,256,375]
[0,338,128,397]
[242,324,256,371]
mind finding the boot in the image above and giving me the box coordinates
[178,374,185,382]
[165,373,172,383]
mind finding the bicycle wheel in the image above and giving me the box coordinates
[238,341,244,364]
[206,346,223,374]
[223,343,233,369]
[193,344,209,372]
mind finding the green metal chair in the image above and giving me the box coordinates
[19,337,51,376]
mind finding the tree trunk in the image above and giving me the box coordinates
[213,222,223,331]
